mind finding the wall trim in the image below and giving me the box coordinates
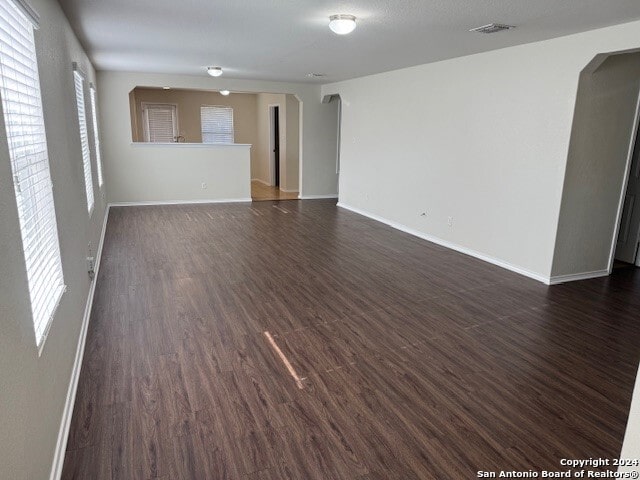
[109,198,252,207]
[299,194,339,200]
[548,269,610,285]
[337,202,551,285]
[49,205,110,480]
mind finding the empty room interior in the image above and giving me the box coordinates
[3,0,640,479]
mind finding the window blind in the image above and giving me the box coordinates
[73,69,94,213]
[89,85,103,187]
[0,0,65,348]
[201,105,234,144]
[144,104,176,142]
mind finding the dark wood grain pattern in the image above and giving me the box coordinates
[62,200,640,479]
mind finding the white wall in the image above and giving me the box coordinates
[322,20,640,281]
[0,0,107,478]
[285,94,300,192]
[110,144,251,203]
[309,96,339,198]
[99,72,339,201]
[620,364,640,474]
[552,52,640,278]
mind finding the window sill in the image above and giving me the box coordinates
[130,142,252,147]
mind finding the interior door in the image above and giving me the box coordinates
[615,125,640,263]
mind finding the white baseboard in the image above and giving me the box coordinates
[548,269,609,285]
[49,205,111,480]
[337,202,551,285]
[109,198,252,207]
[299,194,339,200]
[251,178,271,186]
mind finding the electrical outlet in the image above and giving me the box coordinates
[201,182,207,189]
[447,216,453,227]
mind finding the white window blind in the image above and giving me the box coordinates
[0,0,65,348]
[143,103,177,142]
[89,85,103,187]
[201,105,234,144]
[73,69,94,213]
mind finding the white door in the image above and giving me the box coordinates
[142,103,178,142]
[615,126,640,263]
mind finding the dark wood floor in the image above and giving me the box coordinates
[62,200,640,479]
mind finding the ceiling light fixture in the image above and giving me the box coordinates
[329,14,356,35]
[207,66,223,77]
[220,90,230,96]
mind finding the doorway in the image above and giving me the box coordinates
[271,105,280,187]
[550,51,640,280]
[614,118,640,268]
[251,96,300,202]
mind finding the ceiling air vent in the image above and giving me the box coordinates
[469,23,515,34]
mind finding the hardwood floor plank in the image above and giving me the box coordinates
[62,200,640,479]
[61,444,111,480]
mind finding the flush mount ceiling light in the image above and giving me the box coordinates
[220,90,230,96]
[207,66,223,77]
[329,14,356,35]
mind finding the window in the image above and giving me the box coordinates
[142,103,177,142]
[73,67,94,213]
[89,85,103,187]
[0,0,65,349]
[201,105,234,144]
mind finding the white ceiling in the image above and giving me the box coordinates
[57,0,640,83]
